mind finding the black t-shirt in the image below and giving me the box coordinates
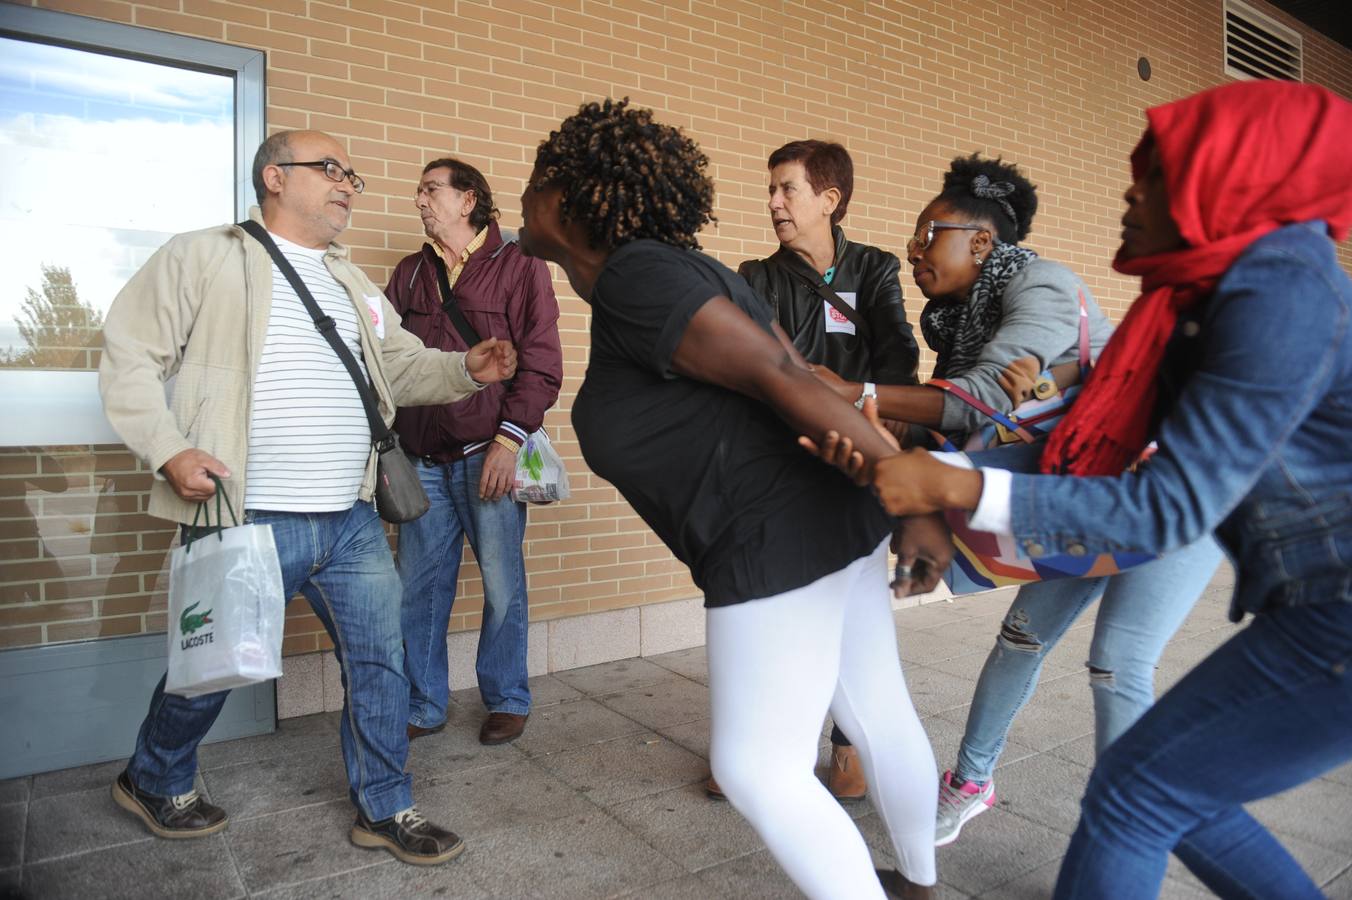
[572,239,892,607]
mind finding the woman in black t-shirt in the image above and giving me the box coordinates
[516,99,942,900]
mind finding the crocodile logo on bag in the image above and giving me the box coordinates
[180,601,213,636]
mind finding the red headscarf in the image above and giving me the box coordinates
[1041,80,1352,476]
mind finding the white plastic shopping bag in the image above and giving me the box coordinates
[165,485,285,698]
[511,429,571,503]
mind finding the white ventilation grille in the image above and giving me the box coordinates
[1224,0,1303,81]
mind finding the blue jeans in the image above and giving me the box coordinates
[127,501,413,821]
[954,535,1223,783]
[1055,599,1352,899]
[399,454,531,727]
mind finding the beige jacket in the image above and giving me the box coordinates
[98,208,483,524]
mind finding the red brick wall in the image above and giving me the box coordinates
[2,0,1349,652]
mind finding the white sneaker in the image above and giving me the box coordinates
[935,770,995,846]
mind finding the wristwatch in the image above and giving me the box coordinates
[854,381,877,410]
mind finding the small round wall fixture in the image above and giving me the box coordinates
[1138,56,1152,81]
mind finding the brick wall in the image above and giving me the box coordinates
[2,0,1350,653]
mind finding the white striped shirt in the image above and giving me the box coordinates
[244,233,372,511]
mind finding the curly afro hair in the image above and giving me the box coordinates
[935,154,1038,243]
[530,97,716,251]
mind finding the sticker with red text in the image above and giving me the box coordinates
[823,292,857,335]
[364,295,386,339]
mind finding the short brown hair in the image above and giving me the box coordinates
[421,157,499,231]
[767,140,854,226]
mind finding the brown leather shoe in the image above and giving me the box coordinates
[478,712,527,745]
[877,868,935,899]
[704,775,727,801]
[827,743,867,802]
[350,807,465,866]
[112,770,228,839]
[407,722,445,741]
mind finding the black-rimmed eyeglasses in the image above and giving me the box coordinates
[906,220,986,255]
[280,159,365,193]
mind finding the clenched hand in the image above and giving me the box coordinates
[466,337,517,384]
[161,449,231,503]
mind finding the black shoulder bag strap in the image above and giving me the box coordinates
[767,257,871,341]
[431,253,483,347]
[237,220,394,452]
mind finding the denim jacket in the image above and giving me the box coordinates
[1000,222,1352,618]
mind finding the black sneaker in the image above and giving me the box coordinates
[350,807,466,865]
[111,770,228,839]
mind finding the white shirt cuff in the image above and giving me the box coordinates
[970,467,1014,535]
[927,450,974,470]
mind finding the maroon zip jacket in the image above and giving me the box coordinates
[385,221,563,461]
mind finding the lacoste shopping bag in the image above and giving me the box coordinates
[165,481,285,698]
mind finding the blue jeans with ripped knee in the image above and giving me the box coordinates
[953,534,1223,784]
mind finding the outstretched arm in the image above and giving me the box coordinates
[671,296,898,470]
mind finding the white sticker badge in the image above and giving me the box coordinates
[363,295,386,339]
[823,291,858,335]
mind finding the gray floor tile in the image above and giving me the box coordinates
[251,857,492,899]
[986,753,1094,836]
[512,698,647,757]
[411,759,595,838]
[25,784,152,863]
[224,798,382,893]
[1324,759,1352,788]
[902,664,979,718]
[997,674,1096,753]
[1326,863,1352,899]
[694,848,805,899]
[932,805,1069,897]
[202,750,349,821]
[654,717,711,760]
[452,808,685,900]
[971,855,1059,899]
[897,622,1005,667]
[1043,732,1097,769]
[451,673,585,712]
[407,717,527,783]
[607,783,764,872]
[1248,777,1352,854]
[22,832,244,900]
[0,802,24,869]
[616,872,730,899]
[0,779,29,806]
[196,710,340,771]
[926,710,1042,776]
[527,673,587,707]
[646,646,709,685]
[896,598,988,631]
[596,677,709,731]
[532,732,707,807]
[552,658,682,696]
[30,758,128,800]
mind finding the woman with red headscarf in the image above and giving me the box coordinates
[845,79,1352,897]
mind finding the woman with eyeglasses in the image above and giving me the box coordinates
[822,155,1222,848]
[862,80,1352,899]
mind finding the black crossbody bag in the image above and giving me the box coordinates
[238,220,430,523]
[755,258,872,343]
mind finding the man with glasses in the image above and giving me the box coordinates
[385,157,561,749]
[718,139,920,803]
[99,130,517,865]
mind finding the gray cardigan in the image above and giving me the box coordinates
[938,258,1114,435]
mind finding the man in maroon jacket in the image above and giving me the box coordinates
[388,157,562,745]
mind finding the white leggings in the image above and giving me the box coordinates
[707,539,938,899]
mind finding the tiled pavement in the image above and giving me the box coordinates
[4,569,1352,899]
